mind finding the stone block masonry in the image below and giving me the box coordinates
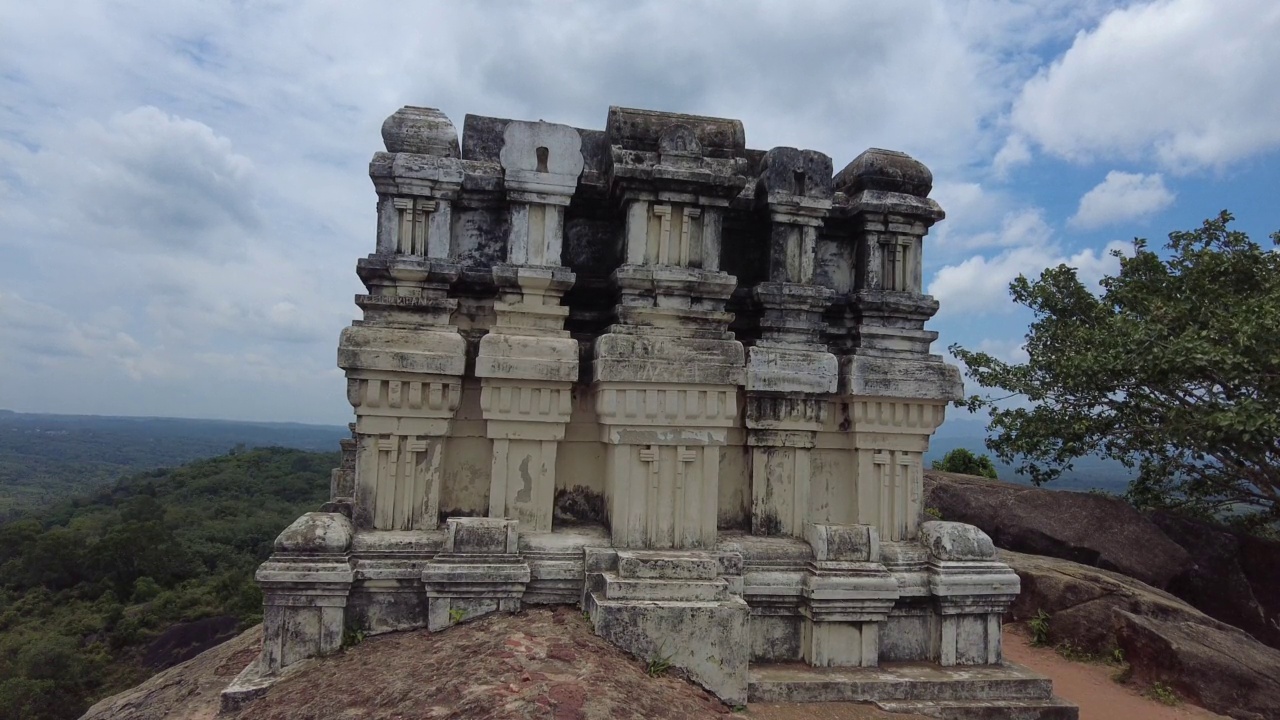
[227,104,1076,718]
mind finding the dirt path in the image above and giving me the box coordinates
[1004,628,1227,720]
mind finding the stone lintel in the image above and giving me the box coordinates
[840,353,964,402]
[746,345,838,395]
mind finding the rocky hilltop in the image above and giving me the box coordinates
[81,606,919,720]
[926,470,1280,720]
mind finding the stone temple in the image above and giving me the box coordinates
[225,106,1075,717]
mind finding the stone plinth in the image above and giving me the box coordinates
[256,513,354,673]
[421,517,530,631]
[800,524,898,667]
[922,521,1020,666]
[586,549,750,705]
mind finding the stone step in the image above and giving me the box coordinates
[748,662,1054,704]
[875,697,1078,720]
[616,550,721,580]
[602,574,729,602]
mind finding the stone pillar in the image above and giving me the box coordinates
[475,121,583,533]
[921,521,1019,665]
[746,148,839,539]
[421,517,530,631]
[800,523,899,667]
[825,148,962,542]
[340,107,468,531]
[256,513,354,673]
[594,108,749,550]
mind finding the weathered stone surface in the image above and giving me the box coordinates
[1115,610,1280,720]
[381,106,460,157]
[274,512,354,554]
[924,471,1191,588]
[834,148,933,198]
[920,521,996,561]
[1001,550,1212,655]
[592,598,751,705]
[1150,510,1280,649]
[1001,549,1280,719]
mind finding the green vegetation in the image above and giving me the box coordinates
[930,448,999,479]
[953,212,1280,530]
[0,412,343,519]
[1145,681,1180,706]
[646,654,672,678]
[1028,610,1051,646]
[0,447,335,720]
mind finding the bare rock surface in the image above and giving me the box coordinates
[1149,510,1280,649]
[924,470,1191,588]
[83,606,920,720]
[79,625,261,720]
[1003,550,1280,720]
[227,606,733,720]
[1115,611,1280,720]
[1002,550,1222,654]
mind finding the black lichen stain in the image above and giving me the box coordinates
[438,507,483,525]
[554,485,607,526]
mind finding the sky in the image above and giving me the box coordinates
[1,0,1278,426]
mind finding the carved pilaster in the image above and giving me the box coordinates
[476,120,584,532]
[746,148,839,539]
[341,107,468,531]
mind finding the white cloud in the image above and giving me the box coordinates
[992,134,1031,176]
[13,106,260,258]
[949,208,1053,251]
[1011,0,1280,171]
[928,240,1128,315]
[1069,171,1175,229]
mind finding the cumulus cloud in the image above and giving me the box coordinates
[1010,0,1280,171]
[11,106,259,258]
[992,134,1031,177]
[928,238,1128,315]
[948,208,1053,251]
[1069,171,1175,229]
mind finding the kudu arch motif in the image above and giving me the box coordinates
[227,105,1073,717]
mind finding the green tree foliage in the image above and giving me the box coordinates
[931,448,999,479]
[953,212,1280,522]
[0,447,334,720]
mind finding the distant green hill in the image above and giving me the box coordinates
[927,420,1136,494]
[0,412,346,519]
[0,446,334,720]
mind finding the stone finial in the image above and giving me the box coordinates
[834,148,933,198]
[272,512,355,554]
[920,521,997,561]
[381,106,461,157]
[757,147,834,205]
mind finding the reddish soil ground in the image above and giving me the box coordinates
[1005,626,1228,720]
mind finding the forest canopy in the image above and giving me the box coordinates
[0,447,334,720]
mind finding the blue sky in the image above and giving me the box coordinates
[1,0,1278,425]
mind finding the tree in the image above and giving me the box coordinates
[952,212,1280,522]
[931,448,999,479]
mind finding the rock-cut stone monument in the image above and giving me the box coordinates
[223,105,1076,718]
